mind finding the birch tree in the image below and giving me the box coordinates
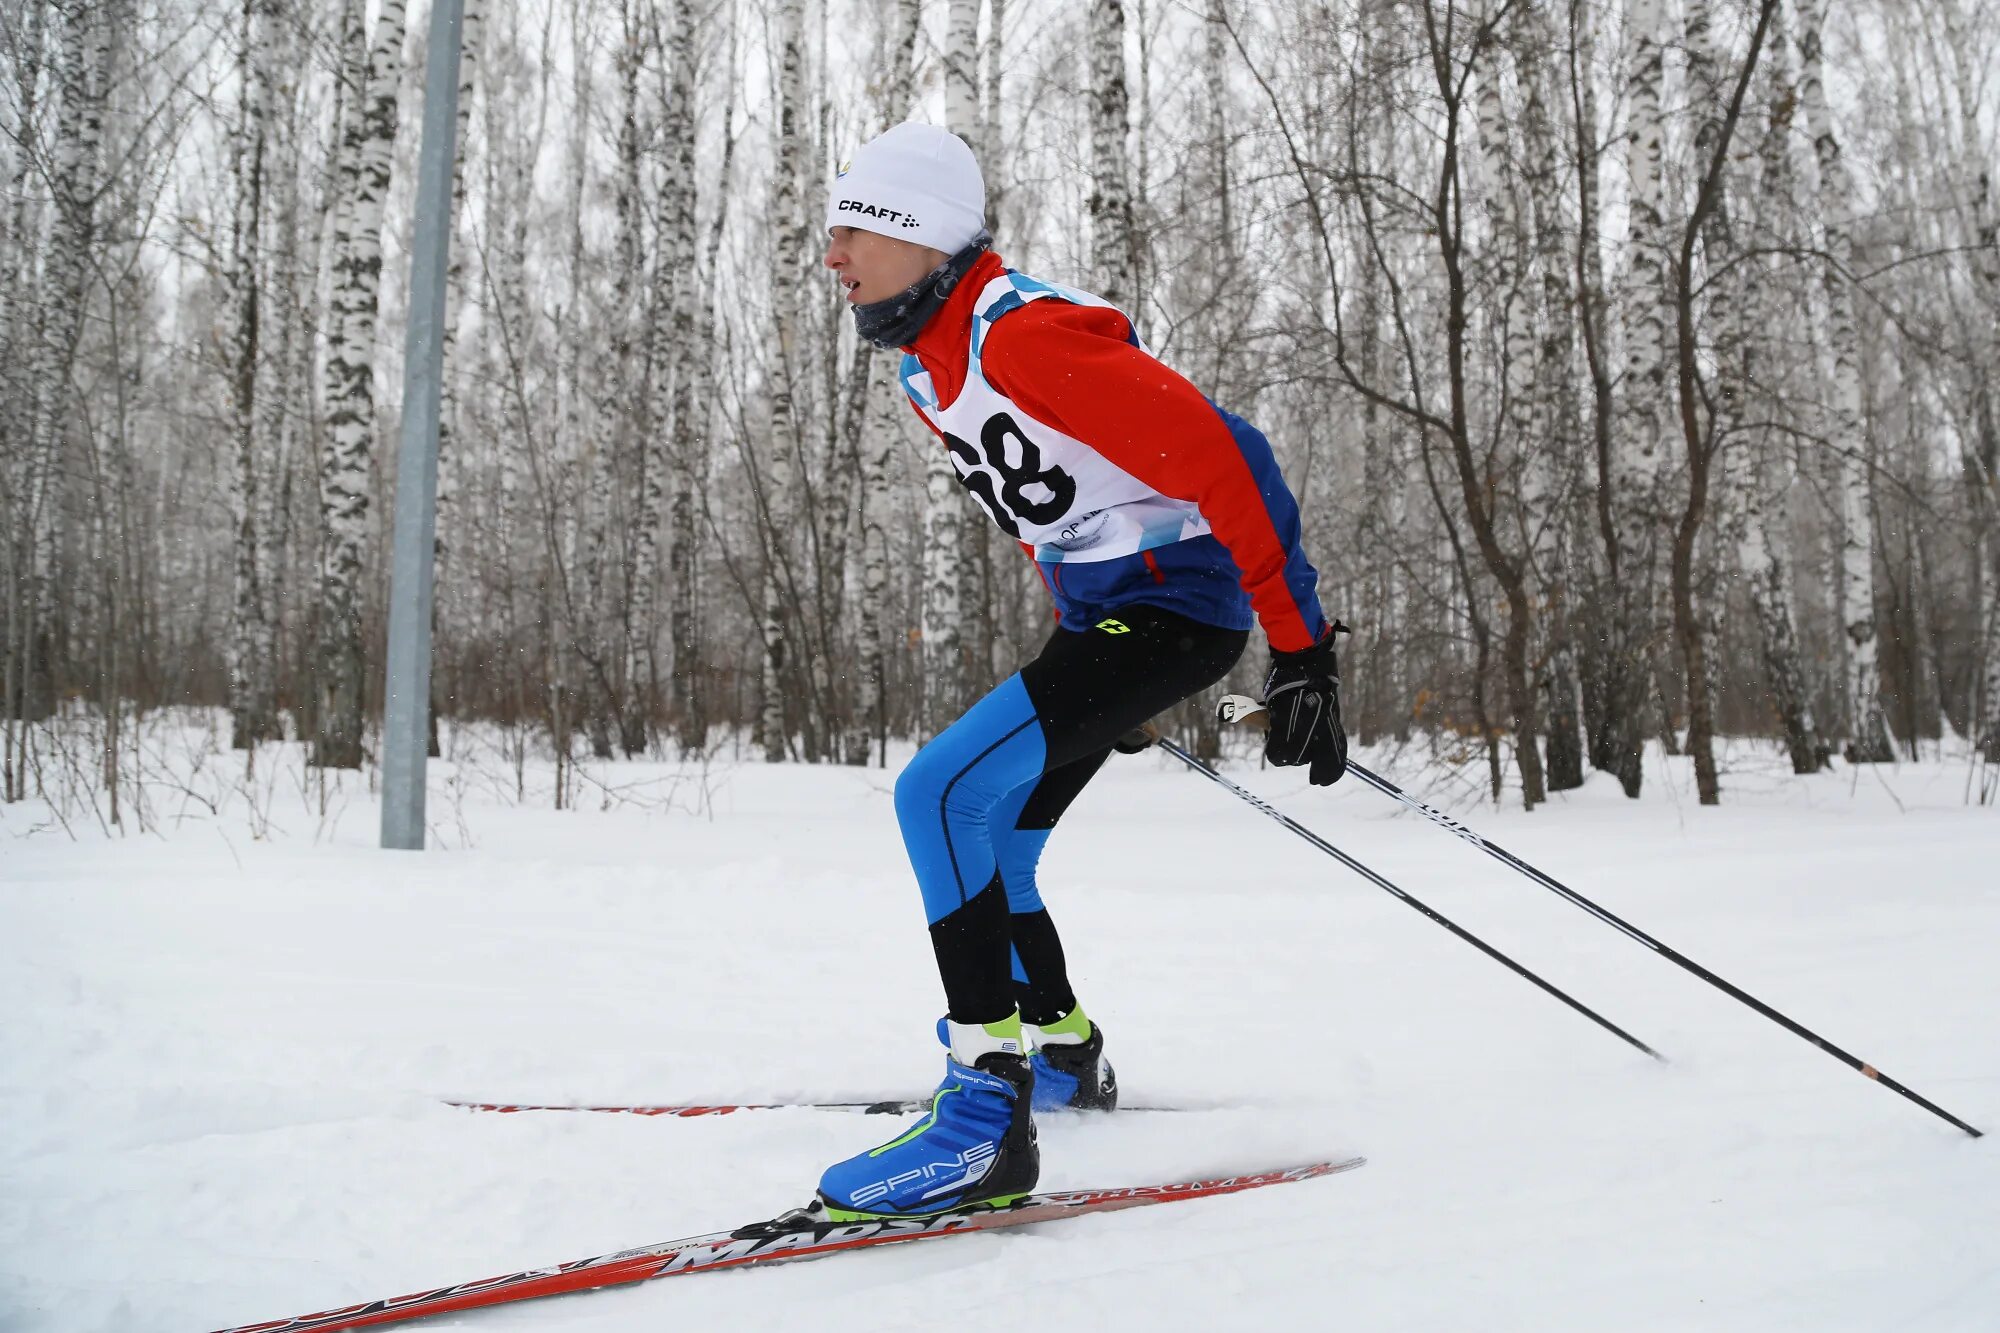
[1727,0,1825,773]
[1,0,52,783]
[847,0,921,766]
[315,0,407,769]
[1797,0,1893,762]
[1087,0,1140,311]
[1667,0,1780,805]
[433,0,484,756]
[758,0,807,761]
[1469,8,1549,808]
[229,0,281,751]
[1568,0,1628,782]
[920,0,982,736]
[672,0,737,758]
[555,4,602,760]
[1601,0,1673,797]
[622,0,668,756]
[1932,0,2000,762]
[656,0,705,757]
[255,4,311,751]
[1416,0,1548,809]
[19,0,110,728]
[1511,0,1585,790]
[1350,36,1401,747]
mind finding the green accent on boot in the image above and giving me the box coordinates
[944,1010,1026,1060]
[819,1191,1030,1223]
[866,1013,1025,1161]
[1037,1006,1093,1043]
[868,1086,954,1158]
[977,1011,1025,1048]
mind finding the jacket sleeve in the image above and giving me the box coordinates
[981,301,1329,652]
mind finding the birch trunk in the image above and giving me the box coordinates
[477,15,532,699]
[1,0,49,769]
[618,0,667,757]
[1937,0,2000,761]
[1087,0,1140,310]
[315,0,407,769]
[759,0,805,762]
[262,53,309,746]
[229,0,279,751]
[1797,0,1893,762]
[1607,0,1673,797]
[1733,436,1825,771]
[0,0,47,444]
[659,0,705,757]
[1514,3,1583,790]
[1732,0,1825,773]
[1675,0,1734,802]
[19,0,108,727]
[847,0,921,766]
[1355,248,1398,743]
[1570,0,1624,780]
[919,0,982,737]
[1470,31,1547,809]
[559,33,602,760]
[432,0,483,757]
[942,0,984,164]
[853,348,905,763]
[1985,570,2000,764]
[671,19,738,759]
[984,0,1007,230]
[1671,0,1780,805]
[256,0,309,743]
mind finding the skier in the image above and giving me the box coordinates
[815,122,1346,1220]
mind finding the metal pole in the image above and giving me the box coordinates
[1214,693,1983,1138]
[1154,736,1665,1062]
[1340,759,1985,1138]
[381,0,465,850]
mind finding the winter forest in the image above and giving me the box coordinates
[4,0,1998,823]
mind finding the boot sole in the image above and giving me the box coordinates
[817,1191,1031,1223]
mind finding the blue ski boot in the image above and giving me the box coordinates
[1028,1007,1119,1112]
[816,1015,1039,1219]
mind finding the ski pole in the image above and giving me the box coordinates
[1214,694,1985,1140]
[1152,735,1665,1062]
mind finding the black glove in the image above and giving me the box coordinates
[1262,625,1348,785]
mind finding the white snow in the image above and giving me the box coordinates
[3,728,1997,1331]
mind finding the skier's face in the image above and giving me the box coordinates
[824,227,947,305]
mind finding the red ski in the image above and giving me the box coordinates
[446,1097,1187,1117]
[209,1158,1363,1333]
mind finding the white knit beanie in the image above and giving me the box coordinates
[825,122,986,254]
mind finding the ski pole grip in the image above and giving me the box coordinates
[1215,694,1271,731]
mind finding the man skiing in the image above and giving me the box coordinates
[814,122,1346,1220]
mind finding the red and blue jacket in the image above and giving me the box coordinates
[902,251,1328,653]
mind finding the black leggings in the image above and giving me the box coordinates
[895,605,1247,1023]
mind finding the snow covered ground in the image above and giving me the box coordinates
[4,725,1997,1332]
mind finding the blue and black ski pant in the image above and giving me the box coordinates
[897,605,1247,1024]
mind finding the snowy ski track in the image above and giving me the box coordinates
[3,737,1995,1331]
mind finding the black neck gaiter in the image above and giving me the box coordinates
[851,231,993,350]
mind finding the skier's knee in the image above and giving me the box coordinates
[896,729,1020,835]
[894,738,956,830]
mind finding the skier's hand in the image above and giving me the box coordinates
[1263,627,1348,785]
[1113,722,1158,754]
